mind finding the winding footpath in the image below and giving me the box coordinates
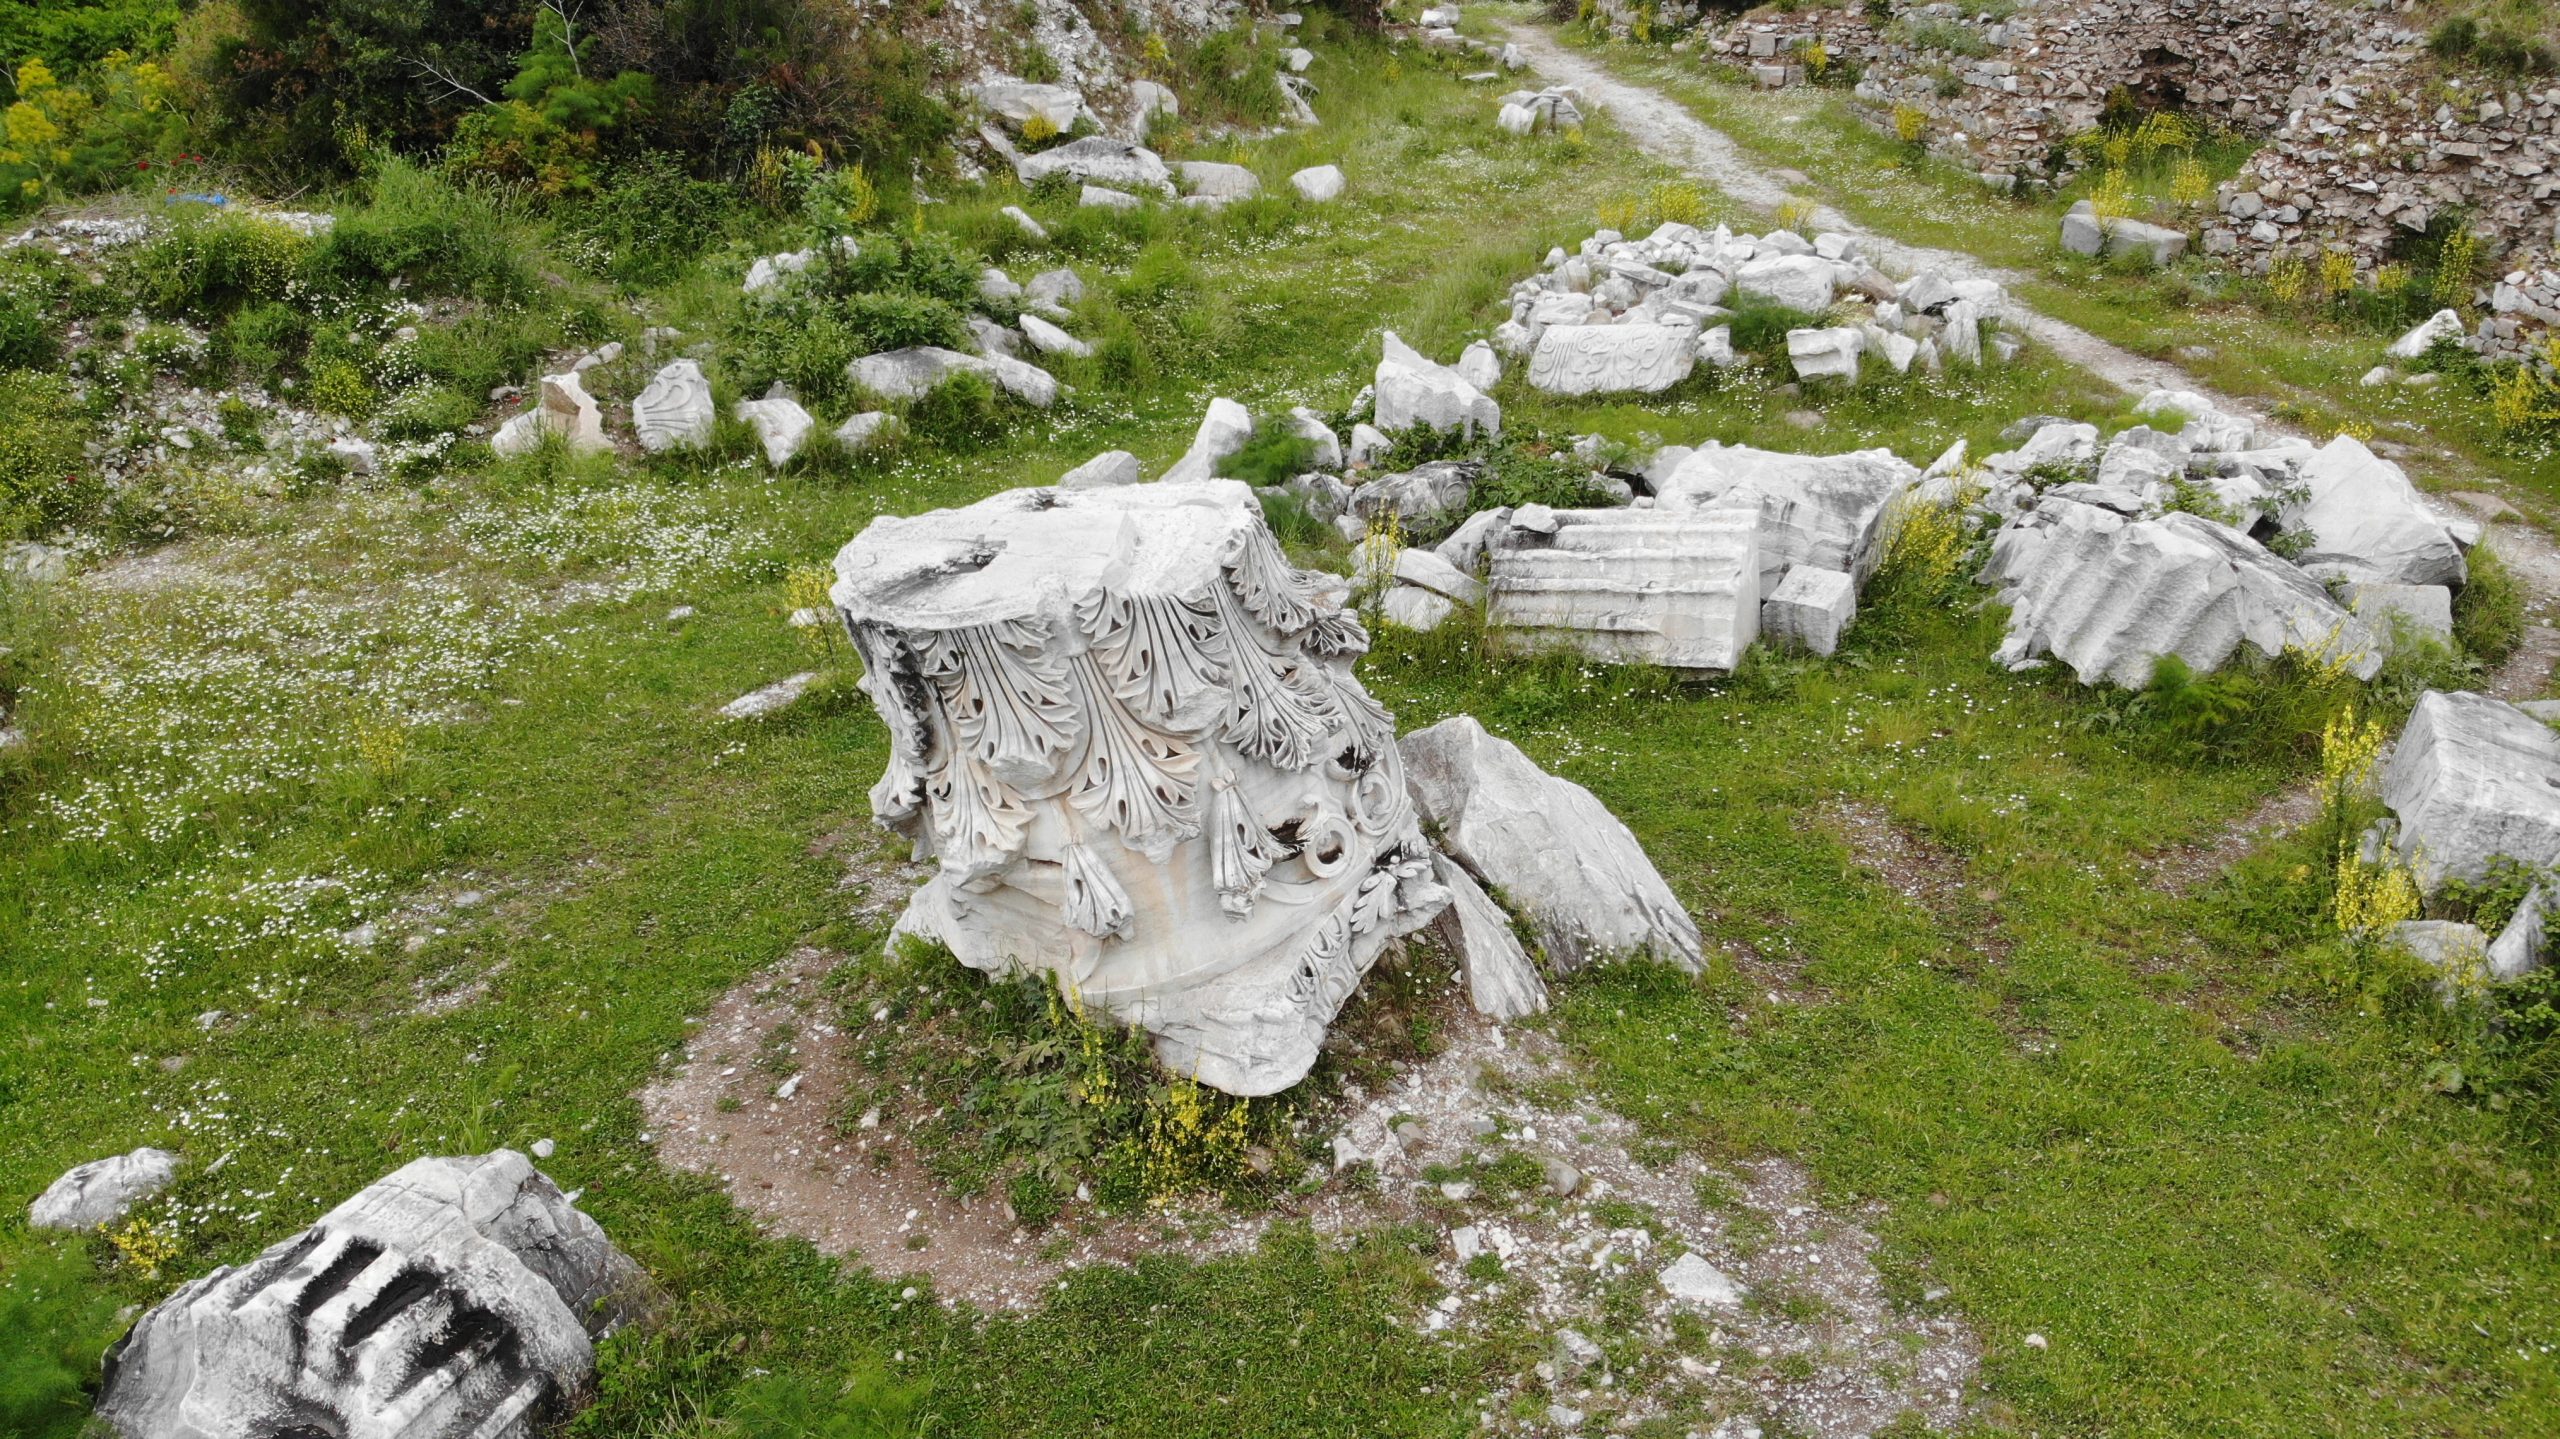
[1496,18,2560,691]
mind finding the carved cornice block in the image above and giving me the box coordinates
[833,480,1449,1096]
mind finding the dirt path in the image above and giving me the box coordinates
[1496,19,2560,701]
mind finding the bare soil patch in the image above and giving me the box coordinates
[640,934,1980,1437]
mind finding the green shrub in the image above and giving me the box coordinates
[2452,543,2524,664]
[728,232,984,403]
[2427,15,2480,59]
[306,158,538,304]
[377,385,478,441]
[0,1235,125,1439]
[0,0,181,75]
[1726,297,1823,357]
[560,152,739,285]
[0,53,190,215]
[1473,437,1613,512]
[0,371,96,540]
[2476,25,2559,78]
[0,288,57,372]
[1221,423,1318,485]
[904,371,1007,451]
[1894,17,1990,57]
[123,213,310,318]
[1182,25,1287,126]
[212,301,308,382]
[305,360,376,417]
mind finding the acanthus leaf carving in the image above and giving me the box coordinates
[1223,525,1324,636]
[1061,841,1135,940]
[1210,775,1282,919]
[919,618,1084,789]
[1209,586,1344,771]
[1075,588,1232,735]
[1064,654,1201,864]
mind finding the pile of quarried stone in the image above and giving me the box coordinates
[1976,389,2476,686]
[1281,366,2479,690]
[1489,221,2013,395]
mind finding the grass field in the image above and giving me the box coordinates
[4,15,2559,1439]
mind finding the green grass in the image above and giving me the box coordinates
[5,16,2559,1439]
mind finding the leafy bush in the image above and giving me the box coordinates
[445,6,657,197]
[2452,543,2524,663]
[1725,296,1823,357]
[558,152,739,284]
[0,371,96,540]
[0,285,56,372]
[839,938,1290,1214]
[0,1235,125,1439]
[1221,423,1318,485]
[1472,438,1613,512]
[0,1,179,75]
[2428,15,2481,60]
[195,0,531,174]
[0,52,190,214]
[122,213,309,318]
[903,371,1007,451]
[211,300,308,381]
[306,158,538,305]
[728,232,981,403]
[1181,25,1287,126]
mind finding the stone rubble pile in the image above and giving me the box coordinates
[1663,1,2557,354]
[94,1150,646,1439]
[1975,391,2484,684]
[1488,221,2011,396]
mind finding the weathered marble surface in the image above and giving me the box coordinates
[1486,506,1761,673]
[2381,690,2560,891]
[1402,715,1701,973]
[1526,324,1697,396]
[95,1151,644,1439]
[834,480,1449,1096]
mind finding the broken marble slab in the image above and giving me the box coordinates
[1486,505,1761,673]
[848,346,1058,408]
[1430,853,1550,1020]
[1015,136,1174,193]
[1526,323,1697,396]
[491,372,610,458]
[1375,331,1500,438]
[1762,564,1856,656]
[1991,509,2382,687]
[30,1146,179,1231]
[1161,397,1254,485]
[631,359,715,453]
[94,1150,647,1439]
[1654,442,1917,598]
[2283,434,2467,588]
[1059,448,1143,489]
[734,395,814,467]
[1402,714,1702,973]
[2380,690,2560,892]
